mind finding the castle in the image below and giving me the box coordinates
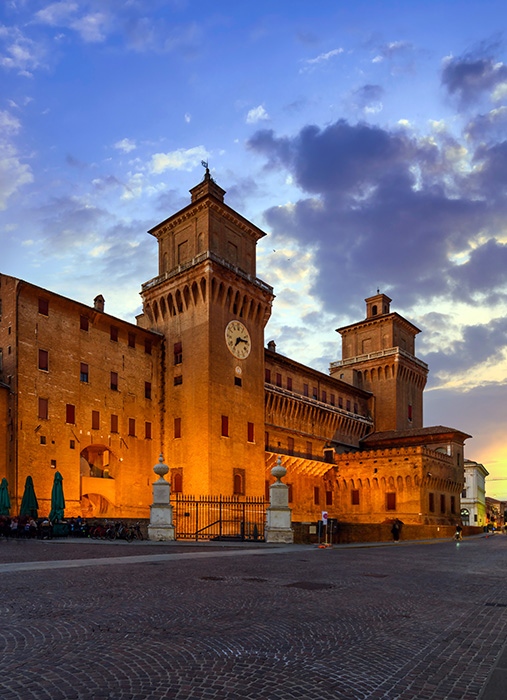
[0,170,470,533]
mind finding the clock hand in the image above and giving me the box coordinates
[234,336,247,346]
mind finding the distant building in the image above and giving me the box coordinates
[461,460,488,527]
[0,171,472,532]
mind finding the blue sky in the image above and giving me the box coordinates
[1,0,506,496]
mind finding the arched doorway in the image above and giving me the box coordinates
[80,444,119,517]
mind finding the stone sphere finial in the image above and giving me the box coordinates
[271,456,287,483]
[153,454,169,480]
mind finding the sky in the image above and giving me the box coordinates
[1,0,506,497]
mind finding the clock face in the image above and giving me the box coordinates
[225,320,251,359]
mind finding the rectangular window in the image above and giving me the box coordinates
[461,488,467,498]
[338,397,343,408]
[174,417,181,439]
[386,492,396,511]
[110,325,119,342]
[346,399,351,411]
[314,487,320,505]
[38,298,49,315]
[288,437,294,455]
[38,397,48,420]
[351,489,360,505]
[275,373,282,387]
[303,383,309,397]
[265,368,271,383]
[92,410,100,430]
[145,421,152,440]
[321,390,327,403]
[174,341,182,364]
[80,315,89,331]
[111,414,118,433]
[440,494,446,514]
[221,415,229,437]
[70,440,75,449]
[128,332,136,348]
[287,377,293,391]
[40,435,46,445]
[50,459,57,469]
[174,375,182,386]
[306,441,312,458]
[326,491,333,506]
[408,404,413,421]
[145,381,152,400]
[110,371,118,391]
[80,362,89,382]
[128,418,136,437]
[38,349,49,371]
[234,376,242,387]
[450,496,456,515]
[354,403,358,414]
[247,422,254,443]
[66,404,75,424]
[312,387,318,400]
[429,492,435,512]
[330,394,335,406]
[144,338,152,355]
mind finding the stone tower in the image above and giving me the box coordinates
[330,293,428,432]
[139,169,274,496]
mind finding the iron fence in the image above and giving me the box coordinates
[170,495,268,541]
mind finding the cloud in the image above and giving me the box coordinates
[246,105,270,124]
[0,141,33,209]
[149,146,208,174]
[372,40,414,64]
[114,138,137,153]
[351,84,384,114]
[441,53,507,106]
[301,48,344,72]
[0,25,45,75]
[33,2,110,43]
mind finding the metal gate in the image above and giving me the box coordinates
[171,495,268,541]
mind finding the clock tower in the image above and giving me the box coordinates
[139,169,273,497]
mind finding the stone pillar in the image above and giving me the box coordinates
[265,457,294,544]
[148,455,175,541]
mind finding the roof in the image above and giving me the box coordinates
[361,425,472,448]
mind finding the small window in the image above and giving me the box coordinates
[174,417,181,439]
[354,403,358,414]
[450,496,456,515]
[312,387,318,400]
[386,492,396,511]
[128,332,136,348]
[233,469,245,495]
[110,371,118,391]
[38,349,49,371]
[287,377,293,391]
[174,342,182,365]
[38,298,49,316]
[174,375,182,386]
[111,414,118,433]
[173,471,183,494]
[321,390,327,403]
[110,325,119,342]
[275,373,282,387]
[80,362,89,383]
[92,410,100,430]
[80,315,89,331]
[70,440,75,449]
[234,376,242,387]
[429,492,435,512]
[145,381,152,400]
[303,384,309,397]
[314,487,320,505]
[440,494,446,514]
[330,394,335,406]
[326,491,333,506]
[265,368,271,383]
[40,435,46,445]
[461,489,466,498]
[408,404,413,421]
[66,404,76,424]
[346,399,351,411]
[338,397,343,408]
[144,338,152,355]
[145,421,152,439]
[247,422,254,443]
[221,415,229,437]
[351,489,360,505]
[50,459,57,469]
[128,418,136,437]
[38,397,48,420]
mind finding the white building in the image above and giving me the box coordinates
[461,460,489,527]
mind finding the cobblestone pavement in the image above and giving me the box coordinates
[0,535,506,699]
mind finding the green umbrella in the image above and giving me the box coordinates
[0,477,11,516]
[48,471,65,522]
[19,476,39,519]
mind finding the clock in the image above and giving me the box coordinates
[225,320,251,359]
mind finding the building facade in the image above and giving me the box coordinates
[0,171,471,530]
[461,459,488,527]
